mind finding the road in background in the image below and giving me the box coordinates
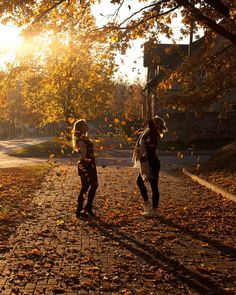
[96,149,213,171]
[0,137,214,170]
[0,137,52,168]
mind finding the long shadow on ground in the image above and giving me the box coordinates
[88,217,235,295]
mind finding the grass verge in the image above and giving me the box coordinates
[9,135,133,158]
[189,141,236,195]
[7,135,236,195]
[10,138,73,158]
[10,135,234,159]
[158,138,234,151]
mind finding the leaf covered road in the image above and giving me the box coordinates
[0,164,235,294]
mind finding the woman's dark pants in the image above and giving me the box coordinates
[77,166,98,213]
[137,174,160,208]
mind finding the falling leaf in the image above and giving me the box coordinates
[177,152,184,158]
[114,118,120,124]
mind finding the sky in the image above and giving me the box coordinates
[91,0,150,84]
[93,0,193,84]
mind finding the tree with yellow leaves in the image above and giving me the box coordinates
[0,3,117,132]
[0,0,235,116]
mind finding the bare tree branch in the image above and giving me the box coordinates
[31,0,67,26]
[210,44,233,60]
[118,1,166,27]
[176,0,236,44]
[118,6,178,30]
[204,0,230,19]
[87,4,178,35]
[113,0,125,19]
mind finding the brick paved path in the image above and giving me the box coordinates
[0,161,235,294]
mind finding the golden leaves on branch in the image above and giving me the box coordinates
[110,35,119,44]
[229,8,236,21]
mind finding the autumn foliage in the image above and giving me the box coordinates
[0,1,235,123]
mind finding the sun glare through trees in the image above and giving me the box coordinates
[0,0,235,137]
[0,25,22,66]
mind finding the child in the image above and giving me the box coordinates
[72,119,98,217]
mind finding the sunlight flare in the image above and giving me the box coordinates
[0,25,22,52]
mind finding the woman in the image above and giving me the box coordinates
[132,116,167,217]
[72,119,98,217]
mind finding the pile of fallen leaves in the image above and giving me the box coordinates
[191,141,236,194]
[0,165,51,242]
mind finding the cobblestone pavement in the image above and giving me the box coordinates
[0,160,235,295]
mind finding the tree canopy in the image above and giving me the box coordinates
[0,2,118,130]
[0,0,235,122]
[0,1,234,43]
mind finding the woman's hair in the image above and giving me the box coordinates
[72,119,87,150]
[152,116,168,137]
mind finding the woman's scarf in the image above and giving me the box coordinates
[132,127,151,181]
